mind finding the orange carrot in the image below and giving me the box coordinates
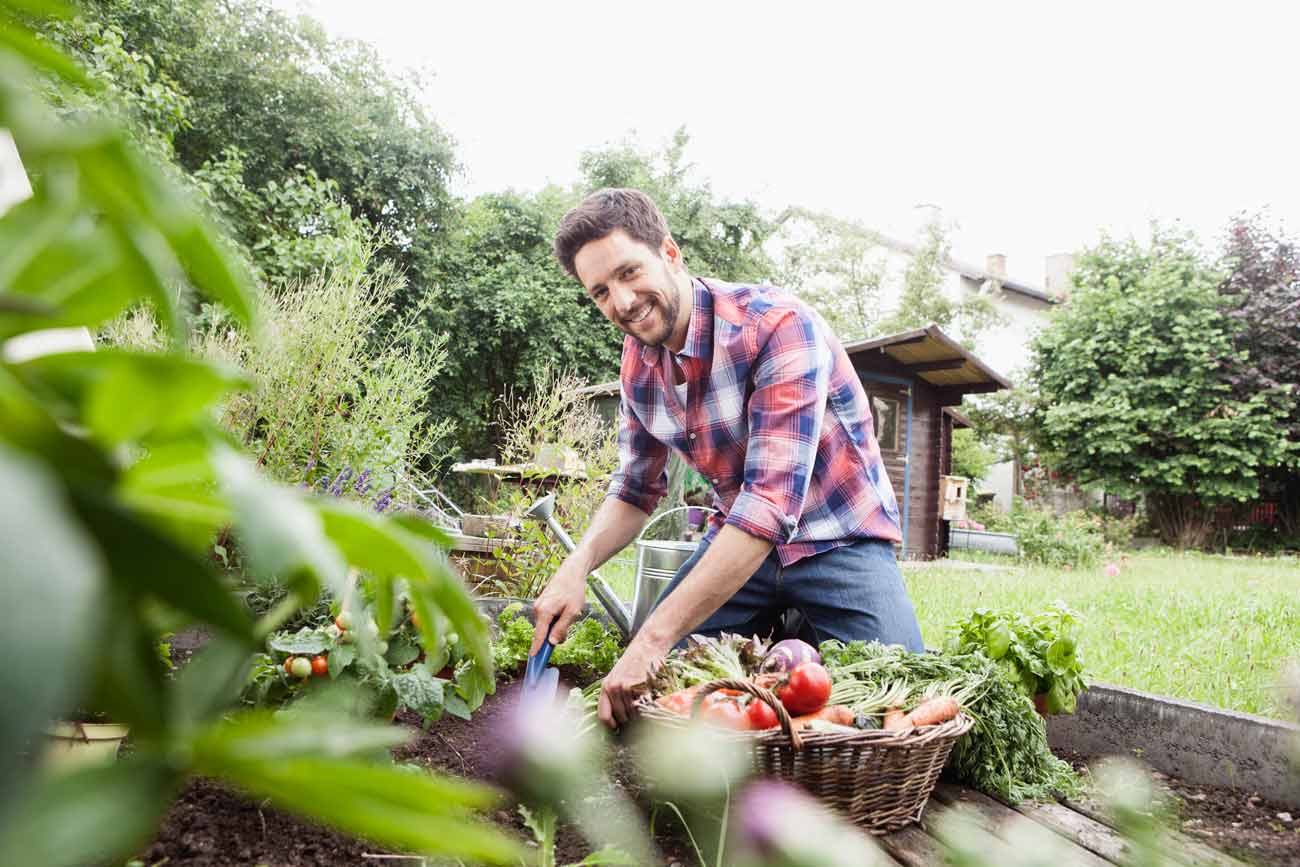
[882,707,908,731]
[791,705,854,730]
[903,697,960,727]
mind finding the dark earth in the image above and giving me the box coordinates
[136,684,1300,866]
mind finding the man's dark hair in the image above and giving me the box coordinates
[553,188,670,279]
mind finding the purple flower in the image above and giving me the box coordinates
[353,468,373,496]
[373,487,394,513]
[733,780,886,866]
[328,468,353,497]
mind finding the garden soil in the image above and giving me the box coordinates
[138,677,699,866]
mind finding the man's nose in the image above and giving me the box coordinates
[609,283,637,317]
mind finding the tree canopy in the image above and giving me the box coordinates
[1029,229,1293,547]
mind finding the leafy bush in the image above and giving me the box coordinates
[1006,507,1105,568]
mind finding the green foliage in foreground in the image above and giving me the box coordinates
[907,551,1300,718]
[0,5,518,862]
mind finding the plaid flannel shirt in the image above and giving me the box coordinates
[607,278,902,566]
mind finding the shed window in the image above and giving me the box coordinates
[872,396,900,452]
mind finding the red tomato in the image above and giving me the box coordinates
[777,662,832,715]
[745,698,780,730]
[283,657,295,675]
[700,693,748,730]
[310,654,329,677]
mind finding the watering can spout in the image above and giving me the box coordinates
[524,494,633,638]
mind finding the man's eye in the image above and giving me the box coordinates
[624,267,638,279]
[592,287,608,301]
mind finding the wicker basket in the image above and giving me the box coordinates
[636,678,973,834]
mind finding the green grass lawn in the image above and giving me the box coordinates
[905,550,1300,719]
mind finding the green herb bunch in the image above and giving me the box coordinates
[944,602,1086,714]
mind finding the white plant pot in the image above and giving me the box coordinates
[43,721,130,773]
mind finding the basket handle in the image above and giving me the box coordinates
[689,678,803,751]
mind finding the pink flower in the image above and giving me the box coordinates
[1104,562,1120,578]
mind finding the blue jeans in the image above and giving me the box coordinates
[653,537,925,652]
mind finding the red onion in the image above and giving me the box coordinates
[759,639,820,673]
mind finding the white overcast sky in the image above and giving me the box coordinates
[277,0,1297,287]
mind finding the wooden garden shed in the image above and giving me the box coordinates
[578,323,1010,560]
[842,325,1010,559]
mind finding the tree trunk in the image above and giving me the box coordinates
[1147,492,1217,550]
[1279,471,1300,538]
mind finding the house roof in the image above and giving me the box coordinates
[944,406,973,429]
[843,324,1013,393]
[579,324,1010,400]
[872,234,1058,304]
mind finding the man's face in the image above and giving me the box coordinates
[573,229,685,349]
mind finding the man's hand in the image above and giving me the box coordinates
[528,567,588,656]
[598,637,667,728]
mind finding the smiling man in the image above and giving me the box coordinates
[530,188,923,728]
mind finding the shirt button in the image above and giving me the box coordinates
[712,478,720,485]
[689,433,697,440]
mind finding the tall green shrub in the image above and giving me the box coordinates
[1030,229,1292,549]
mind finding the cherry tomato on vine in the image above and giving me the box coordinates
[310,655,329,677]
[283,657,295,675]
[289,657,313,679]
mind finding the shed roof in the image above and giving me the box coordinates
[844,325,1013,393]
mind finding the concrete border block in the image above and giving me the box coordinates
[1047,682,1300,807]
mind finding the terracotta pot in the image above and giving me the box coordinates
[44,721,130,772]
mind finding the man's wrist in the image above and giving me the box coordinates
[634,620,678,657]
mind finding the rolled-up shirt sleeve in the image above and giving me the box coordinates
[725,310,830,544]
[605,388,669,515]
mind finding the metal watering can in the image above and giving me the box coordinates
[524,494,714,640]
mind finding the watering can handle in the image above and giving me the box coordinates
[638,505,719,541]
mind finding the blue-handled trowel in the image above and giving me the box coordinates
[520,617,560,710]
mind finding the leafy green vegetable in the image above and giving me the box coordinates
[944,602,1087,714]
[492,605,624,681]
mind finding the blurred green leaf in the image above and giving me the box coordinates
[112,221,182,342]
[0,756,179,867]
[0,0,75,20]
[0,17,90,87]
[17,350,248,446]
[87,588,169,739]
[193,710,408,763]
[317,500,429,578]
[70,489,253,640]
[0,446,103,820]
[390,510,455,549]
[0,367,116,489]
[172,636,253,729]
[215,448,345,598]
[164,220,255,327]
[119,436,230,552]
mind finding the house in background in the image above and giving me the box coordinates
[580,324,1009,560]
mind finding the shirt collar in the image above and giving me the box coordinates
[639,277,712,366]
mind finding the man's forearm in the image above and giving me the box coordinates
[634,525,773,654]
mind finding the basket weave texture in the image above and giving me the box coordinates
[636,677,973,834]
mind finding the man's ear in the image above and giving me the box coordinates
[660,234,685,271]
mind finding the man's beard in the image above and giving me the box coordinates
[621,281,680,348]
